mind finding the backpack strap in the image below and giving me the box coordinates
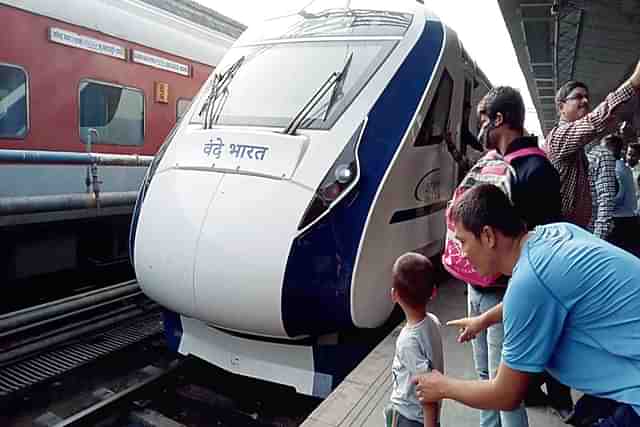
[504,147,547,163]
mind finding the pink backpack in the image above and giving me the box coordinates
[442,147,547,287]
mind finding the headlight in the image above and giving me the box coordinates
[298,121,365,231]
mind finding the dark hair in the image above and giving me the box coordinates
[392,253,434,309]
[602,134,624,159]
[451,184,526,238]
[555,81,589,109]
[628,142,640,153]
[478,86,526,131]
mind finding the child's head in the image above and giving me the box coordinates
[391,252,435,311]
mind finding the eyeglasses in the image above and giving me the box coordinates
[564,93,589,102]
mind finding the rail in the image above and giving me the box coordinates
[0,311,164,407]
[52,361,180,427]
[0,280,150,364]
[0,280,139,333]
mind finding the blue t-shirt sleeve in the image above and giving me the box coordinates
[502,257,568,373]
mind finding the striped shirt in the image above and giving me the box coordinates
[545,83,637,228]
[586,144,616,239]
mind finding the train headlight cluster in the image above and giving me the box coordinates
[297,121,364,231]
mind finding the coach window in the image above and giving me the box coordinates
[79,80,144,146]
[414,70,454,146]
[0,64,28,139]
[176,98,191,121]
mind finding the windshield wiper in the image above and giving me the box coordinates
[324,52,353,121]
[199,56,245,129]
[283,53,354,136]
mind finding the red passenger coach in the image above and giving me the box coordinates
[0,8,211,156]
[0,0,245,305]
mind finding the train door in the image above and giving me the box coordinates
[463,75,475,137]
[395,59,462,256]
[434,36,465,201]
[418,68,457,199]
[455,43,488,177]
[462,77,485,168]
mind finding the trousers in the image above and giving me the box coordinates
[468,285,529,427]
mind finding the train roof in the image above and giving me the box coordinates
[138,0,245,39]
[1,0,247,67]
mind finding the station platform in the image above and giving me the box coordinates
[301,278,569,427]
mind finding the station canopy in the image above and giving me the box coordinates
[499,0,640,136]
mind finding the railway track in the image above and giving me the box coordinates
[40,356,320,427]
[52,360,181,427]
[0,281,321,426]
[2,353,320,426]
[0,281,162,407]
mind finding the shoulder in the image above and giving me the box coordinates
[421,314,443,349]
[408,315,443,348]
[513,155,560,184]
[616,159,630,170]
[514,226,560,276]
[545,126,559,141]
[509,224,586,301]
[426,312,442,328]
[601,149,616,162]
[507,247,555,311]
[589,147,615,166]
[520,154,556,170]
[518,223,583,274]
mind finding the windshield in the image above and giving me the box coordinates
[190,39,396,129]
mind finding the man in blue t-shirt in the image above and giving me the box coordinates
[413,183,640,427]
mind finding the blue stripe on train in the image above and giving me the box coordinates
[281,19,445,337]
[162,310,183,352]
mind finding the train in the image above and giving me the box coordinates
[131,0,491,397]
[0,0,244,308]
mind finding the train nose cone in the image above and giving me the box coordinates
[134,169,225,317]
[192,174,310,338]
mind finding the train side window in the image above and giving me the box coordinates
[79,80,144,146]
[414,70,454,146]
[463,79,473,131]
[0,64,28,139]
[176,98,192,121]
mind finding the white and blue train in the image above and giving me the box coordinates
[130,0,491,397]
